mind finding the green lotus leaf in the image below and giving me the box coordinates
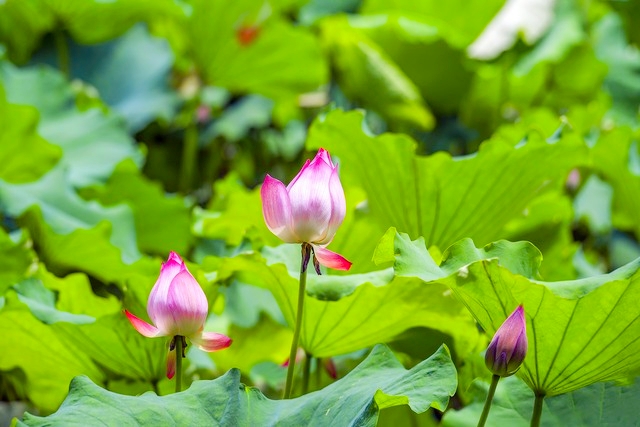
[0,85,61,184]
[15,204,163,288]
[207,246,482,359]
[193,173,281,248]
[360,0,505,48]
[210,314,292,374]
[52,313,167,385]
[0,0,55,64]
[0,294,103,414]
[442,376,640,427]
[346,13,473,115]
[503,191,578,280]
[81,159,193,256]
[19,344,456,426]
[13,278,95,325]
[0,61,142,188]
[0,228,36,295]
[592,12,640,125]
[37,267,121,318]
[387,231,640,396]
[591,127,640,239]
[319,16,434,130]
[187,0,327,121]
[0,0,183,63]
[1,166,141,267]
[307,109,587,253]
[448,255,640,396]
[30,24,179,132]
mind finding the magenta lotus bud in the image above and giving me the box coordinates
[261,148,351,271]
[125,252,231,378]
[282,347,306,367]
[485,305,528,377]
[323,358,338,379]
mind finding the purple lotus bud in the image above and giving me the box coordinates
[485,305,528,377]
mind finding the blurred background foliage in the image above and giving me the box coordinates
[0,0,640,425]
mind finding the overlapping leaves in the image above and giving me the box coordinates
[319,15,435,130]
[209,246,482,359]
[386,230,640,396]
[449,257,640,396]
[0,0,183,64]
[0,0,639,425]
[186,0,327,120]
[29,24,179,132]
[19,345,457,427]
[0,61,142,188]
[0,294,104,413]
[0,86,60,184]
[0,62,191,281]
[306,109,587,262]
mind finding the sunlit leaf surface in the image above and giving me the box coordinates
[443,376,640,427]
[20,345,456,426]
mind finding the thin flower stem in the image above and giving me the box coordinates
[179,123,198,193]
[530,392,545,427]
[283,244,310,399]
[175,335,184,393]
[54,28,70,77]
[302,351,311,395]
[477,374,500,427]
[315,357,322,389]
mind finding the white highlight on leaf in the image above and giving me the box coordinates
[468,0,556,60]
[458,265,469,279]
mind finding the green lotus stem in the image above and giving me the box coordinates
[315,357,322,388]
[302,351,311,395]
[54,28,70,77]
[477,374,500,427]
[179,123,198,193]
[283,243,310,399]
[530,392,545,427]
[203,136,223,188]
[175,335,184,393]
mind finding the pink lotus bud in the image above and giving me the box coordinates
[146,251,208,337]
[282,347,306,367]
[236,25,260,46]
[281,349,338,380]
[323,358,338,379]
[485,305,528,377]
[261,148,351,271]
[125,252,231,379]
[196,105,211,123]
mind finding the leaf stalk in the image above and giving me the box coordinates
[175,335,184,393]
[283,243,311,399]
[530,392,545,427]
[477,374,500,427]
